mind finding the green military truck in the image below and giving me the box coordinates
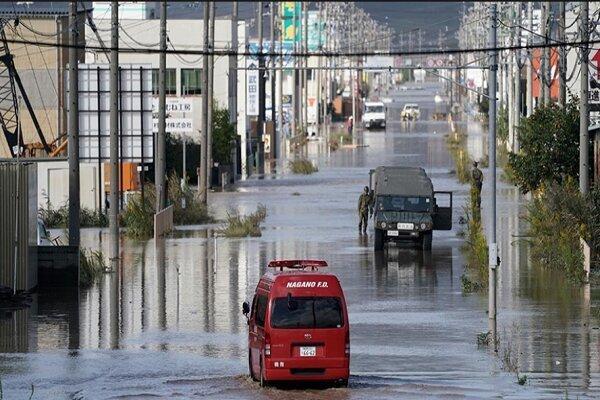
[369,166,452,251]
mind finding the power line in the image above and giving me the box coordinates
[4,35,600,59]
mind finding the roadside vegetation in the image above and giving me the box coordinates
[79,248,108,288]
[329,129,352,152]
[219,204,267,238]
[39,204,108,228]
[122,173,213,239]
[507,101,595,283]
[446,127,488,293]
[289,158,318,174]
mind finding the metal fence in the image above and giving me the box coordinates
[0,163,37,291]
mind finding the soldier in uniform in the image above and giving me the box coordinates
[471,161,483,218]
[358,186,371,234]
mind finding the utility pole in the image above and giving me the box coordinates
[488,2,498,346]
[156,0,167,211]
[514,3,522,153]
[540,1,550,105]
[277,2,284,160]
[109,1,119,259]
[558,1,567,107]
[68,0,80,247]
[291,3,297,141]
[317,1,322,133]
[297,3,303,134]
[302,1,308,134]
[526,1,533,116]
[257,1,265,174]
[270,2,276,124]
[580,1,589,194]
[229,3,238,132]
[206,1,215,187]
[199,1,208,202]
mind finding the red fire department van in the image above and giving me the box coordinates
[242,260,350,387]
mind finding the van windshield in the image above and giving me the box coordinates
[271,296,343,329]
[376,196,430,212]
[366,105,384,113]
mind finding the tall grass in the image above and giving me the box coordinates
[289,158,318,175]
[80,248,107,288]
[121,173,213,239]
[328,129,351,152]
[39,204,108,228]
[460,205,489,293]
[219,204,267,238]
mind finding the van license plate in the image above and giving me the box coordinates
[397,223,414,230]
[387,230,399,236]
[300,346,316,357]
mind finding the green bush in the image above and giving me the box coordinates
[219,204,267,238]
[121,192,155,239]
[289,158,318,175]
[80,248,107,288]
[524,180,586,283]
[212,106,237,165]
[508,102,580,194]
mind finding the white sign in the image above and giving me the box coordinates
[152,118,193,134]
[152,98,194,134]
[152,98,193,114]
[247,61,259,116]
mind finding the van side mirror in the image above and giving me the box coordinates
[242,301,250,316]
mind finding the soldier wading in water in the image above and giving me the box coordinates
[358,186,372,234]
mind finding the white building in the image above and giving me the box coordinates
[85,17,248,156]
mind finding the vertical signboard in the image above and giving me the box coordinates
[246,59,259,116]
[307,10,325,51]
[282,2,301,44]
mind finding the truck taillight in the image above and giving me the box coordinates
[345,332,350,357]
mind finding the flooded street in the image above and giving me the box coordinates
[1,83,599,399]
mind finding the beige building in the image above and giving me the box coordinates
[0,4,86,157]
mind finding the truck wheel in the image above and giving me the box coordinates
[421,232,432,251]
[374,229,384,251]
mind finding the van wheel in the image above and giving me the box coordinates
[421,232,432,251]
[374,229,384,251]
[336,379,349,388]
[249,353,257,381]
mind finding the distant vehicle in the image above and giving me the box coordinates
[362,101,386,130]
[401,103,420,121]
[243,260,350,387]
[369,166,452,251]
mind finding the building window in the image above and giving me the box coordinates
[152,69,176,95]
[181,68,202,95]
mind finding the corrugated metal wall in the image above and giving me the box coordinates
[0,163,36,291]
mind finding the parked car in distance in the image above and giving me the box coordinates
[401,103,420,121]
[243,260,350,387]
[362,101,386,130]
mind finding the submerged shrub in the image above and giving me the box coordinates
[80,248,107,288]
[219,204,267,238]
[289,158,318,175]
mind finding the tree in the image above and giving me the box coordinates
[508,101,580,193]
[212,106,236,165]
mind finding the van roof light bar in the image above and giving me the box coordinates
[267,260,328,271]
